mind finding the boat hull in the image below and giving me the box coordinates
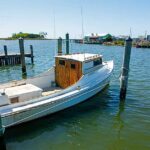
[1,61,113,129]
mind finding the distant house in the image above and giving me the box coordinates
[115,35,129,40]
[138,36,145,41]
[84,33,112,44]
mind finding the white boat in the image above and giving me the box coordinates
[0,53,113,132]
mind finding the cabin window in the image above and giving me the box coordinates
[71,64,76,69]
[59,60,65,66]
[93,58,102,66]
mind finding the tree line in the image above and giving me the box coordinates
[11,32,47,39]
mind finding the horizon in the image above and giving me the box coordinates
[0,0,149,38]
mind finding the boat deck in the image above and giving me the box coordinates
[42,87,62,96]
[0,84,63,107]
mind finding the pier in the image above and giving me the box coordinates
[0,45,34,66]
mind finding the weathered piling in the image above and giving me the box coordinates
[4,45,8,65]
[0,116,6,150]
[120,37,132,100]
[66,33,69,54]
[58,37,62,55]
[19,38,27,76]
[30,45,34,64]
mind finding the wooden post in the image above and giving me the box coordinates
[0,116,6,150]
[4,45,8,65]
[30,45,34,64]
[19,38,27,77]
[120,37,132,100]
[66,33,69,54]
[58,37,62,55]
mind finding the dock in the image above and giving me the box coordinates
[0,45,34,66]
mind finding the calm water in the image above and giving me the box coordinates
[0,40,150,150]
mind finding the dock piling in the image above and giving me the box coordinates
[19,38,27,77]
[0,116,6,150]
[66,33,69,54]
[58,37,62,55]
[4,45,8,65]
[30,45,34,64]
[120,37,132,100]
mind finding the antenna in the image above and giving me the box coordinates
[81,6,85,60]
[81,7,84,41]
[53,9,56,56]
[145,30,147,39]
[53,9,56,39]
[129,27,132,37]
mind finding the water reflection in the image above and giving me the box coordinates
[5,87,111,150]
[109,101,125,150]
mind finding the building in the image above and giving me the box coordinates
[84,33,112,44]
[114,35,129,40]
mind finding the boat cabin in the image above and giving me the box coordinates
[55,53,102,88]
[0,53,102,107]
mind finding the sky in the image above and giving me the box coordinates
[0,0,150,38]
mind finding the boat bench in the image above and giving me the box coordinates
[0,84,43,104]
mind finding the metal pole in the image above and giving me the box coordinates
[4,45,8,65]
[66,33,69,54]
[19,38,27,77]
[30,45,34,64]
[58,37,62,55]
[120,37,132,100]
[0,115,6,150]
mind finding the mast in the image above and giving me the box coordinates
[53,9,57,56]
[130,27,132,38]
[53,9,56,39]
[81,6,85,60]
[81,7,84,41]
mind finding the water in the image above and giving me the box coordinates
[0,40,150,150]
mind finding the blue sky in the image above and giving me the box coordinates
[0,0,149,38]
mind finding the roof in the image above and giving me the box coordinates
[55,53,102,62]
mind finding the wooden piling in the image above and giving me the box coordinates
[19,38,27,76]
[120,37,132,100]
[58,37,62,55]
[30,45,34,64]
[66,33,69,54]
[4,45,8,66]
[0,116,6,150]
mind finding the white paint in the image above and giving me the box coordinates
[26,68,55,89]
[5,84,42,102]
[0,67,55,90]
[0,94,10,106]
[83,61,94,72]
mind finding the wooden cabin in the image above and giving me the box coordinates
[55,53,102,88]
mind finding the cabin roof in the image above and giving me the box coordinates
[55,53,101,62]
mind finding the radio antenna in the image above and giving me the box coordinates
[81,7,84,41]
[129,27,132,37]
[81,6,85,60]
[53,9,56,39]
[53,9,56,56]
